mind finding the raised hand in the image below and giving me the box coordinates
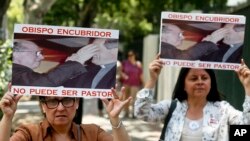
[236,59,250,95]
[202,27,229,44]
[102,86,132,119]
[66,44,99,64]
[0,91,22,119]
[149,54,163,82]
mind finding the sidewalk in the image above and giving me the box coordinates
[83,99,162,141]
[13,97,162,141]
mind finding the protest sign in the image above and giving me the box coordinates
[11,24,119,98]
[159,12,246,70]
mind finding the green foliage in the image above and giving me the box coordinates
[42,0,227,55]
[7,0,24,37]
[0,39,12,95]
[43,0,85,26]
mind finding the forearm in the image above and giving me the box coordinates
[242,95,250,124]
[144,79,157,89]
[245,87,250,97]
[187,41,218,60]
[0,115,12,141]
[134,89,155,120]
[110,118,131,141]
[46,61,87,85]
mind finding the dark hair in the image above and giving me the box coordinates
[127,50,137,58]
[172,68,222,102]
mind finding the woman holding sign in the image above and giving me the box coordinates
[0,87,132,141]
[134,55,250,140]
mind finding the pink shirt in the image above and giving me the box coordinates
[122,60,142,87]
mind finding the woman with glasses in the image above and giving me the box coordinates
[121,50,144,118]
[0,87,132,141]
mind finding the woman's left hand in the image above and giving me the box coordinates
[236,59,250,95]
[102,86,132,119]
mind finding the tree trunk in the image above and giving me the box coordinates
[0,0,11,27]
[0,0,11,41]
[23,0,57,24]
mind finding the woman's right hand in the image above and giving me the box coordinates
[145,54,163,88]
[0,91,22,119]
[149,54,163,80]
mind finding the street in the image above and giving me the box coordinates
[13,96,162,141]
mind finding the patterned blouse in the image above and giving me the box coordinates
[134,88,250,141]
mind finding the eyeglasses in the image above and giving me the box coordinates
[15,50,43,57]
[104,39,118,49]
[178,32,184,38]
[41,98,76,109]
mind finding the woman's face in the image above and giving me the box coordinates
[184,69,211,99]
[41,97,79,127]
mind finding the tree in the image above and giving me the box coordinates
[0,0,11,41]
[42,0,228,60]
[23,0,57,24]
[0,0,11,27]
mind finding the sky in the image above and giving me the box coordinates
[227,0,247,6]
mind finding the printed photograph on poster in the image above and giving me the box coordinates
[11,24,119,98]
[159,12,246,70]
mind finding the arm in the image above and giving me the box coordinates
[0,91,22,141]
[235,59,250,124]
[134,55,171,122]
[102,87,132,141]
[145,54,163,89]
[161,27,229,60]
[236,59,250,96]
[160,41,218,60]
[12,61,87,86]
[134,89,170,122]
[12,44,99,86]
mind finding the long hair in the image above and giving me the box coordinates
[172,68,222,102]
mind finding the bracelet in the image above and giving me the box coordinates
[111,120,122,129]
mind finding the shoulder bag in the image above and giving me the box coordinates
[159,100,177,141]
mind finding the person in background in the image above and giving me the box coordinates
[121,50,144,118]
[0,86,132,141]
[134,54,250,140]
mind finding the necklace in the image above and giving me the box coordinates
[189,121,200,130]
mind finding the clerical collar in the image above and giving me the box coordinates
[101,62,116,69]
[230,43,243,48]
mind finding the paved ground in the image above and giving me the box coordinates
[13,96,162,141]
